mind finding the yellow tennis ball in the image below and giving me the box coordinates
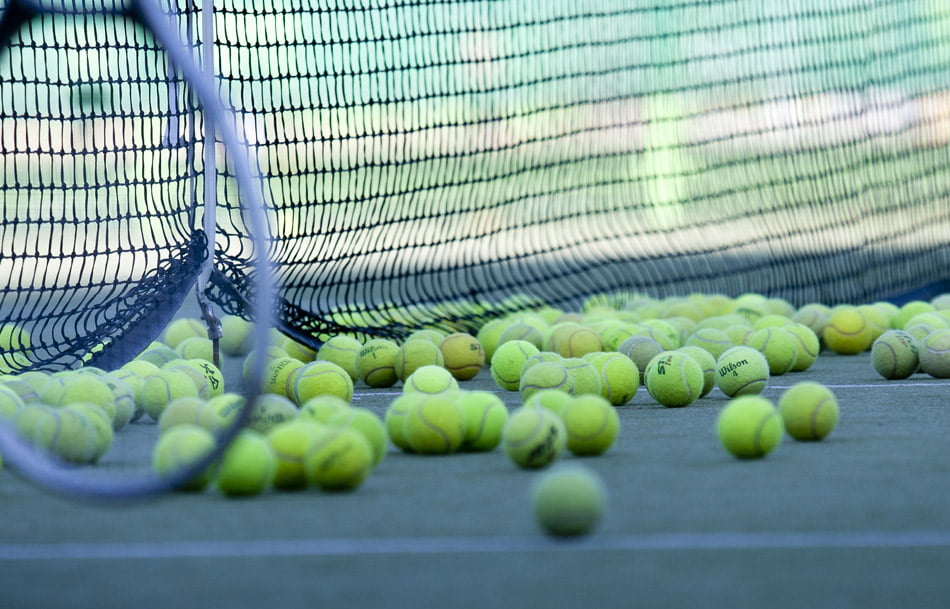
[97,375,136,430]
[502,406,567,469]
[267,419,324,490]
[139,369,201,422]
[893,300,935,330]
[871,330,919,379]
[0,322,31,352]
[778,382,839,441]
[299,395,350,424]
[120,359,160,381]
[292,361,354,406]
[552,326,603,358]
[490,340,540,391]
[532,465,607,537]
[316,336,362,381]
[561,357,602,397]
[303,426,374,491]
[457,390,509,452]
[856,305,890,344]
[162,318,206,350]
[520,352,564,377]
[32,408,99,464]
[43,374,114,410]
[560,395,619,456]
[522,388,574,417]
[644,351,704,407]
[406,328,449,346]
[639,320,681,350]
[242,345,290,386]
[246,394,299,434]
[4,373,44,403]
[402,393,466,454]
[357,339,400,388]
[403,365,459,395]
[218,315,254,356]
[475,318,508,363]
[0,385,24,418]
[583,352,639,405]
[198,393,246,433]
[685,328,733,360]
[151,424,217,491]
[676,346,715,398]
[384,393,425,452]
[792,304,830,337]
[136,343,182,367]
[164,362,213,399]
[784,323,821,372]
[63,403,113,462]
[158,396,207,434]
[715,346,770,398]
[393,340,445,382]
[278,335,317,363]
[617,336,664,383]
[744,327,800,376]
[716,396,783,459]
[215,430,277,496]
[823,307,872,354]
[175,337,214,362]
[498,322,545,350]
[261,356,305,398]
[519,361,573,402]
[919,329,950,378]
[327,407,387,465]
[439,333,485,381]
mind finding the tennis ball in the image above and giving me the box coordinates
[715,346,770,398]
[784,323,821,372]
[299,395,350,424]
[303,426,374,491]
[246,394,298,434]
[744,327,799,376]
[357,339,400,388]
[519,361,574,402]
[0,385,24,418]
[164,363,213,399]
[328,407,387,465]
[824,307,873,354]
[121,359,160,380]
[384,393,425,452]
[476,318,508,363]
[751,314,791,330]
[151,424,217,491]
[403,364,459,395]
[158,396,207,434]
[316,335,362,381]
[617,336,664,383]
[97,375,136,430]
[560,395,620,456]
[406,328,448,346]
[218,314,254,356]
[498,322,545,350]
[778,382,839,441]
[857,305,890,344]
[199,393,246,433]
[893,300,936,330]
[292,360,354,405]
[139,369,201,422]
[162,318,206,349]
[583,352,639,406]
[0,322,31,352]
[685,328,733,360]
[716,396,783,459]
[175,337,214,362]
[2,378,40,404]
[723,325,753,347]
[490,340,540,391]
[644,351,704,407]
[520,352,564,376]
[502,406,567,469]
[676,346,716,398]
[457,391,508,452]
[242,345,290,386]
[522,388,573,417]
[62,403,113,462]
[32,408,99,464]
[403,394,466,454]
[904,313,949,343]
[871,330,919,379]
[137,343,181,367]
[919,329,950,378]
[532,465,607,536]
[791,304,830,338]
[262,356,305,398]
[42,374,114,410]
[561,358,602,396]
[638,320,681,350]
[277,335,316,363]
[215,430,277,496]
[393,340,445,382]
[439,333,485,381]
[552,326,603,358]
[267,419,324,490]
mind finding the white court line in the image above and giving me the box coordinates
[2,531,950,561]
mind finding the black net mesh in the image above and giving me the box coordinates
[5,0,950,365]
[0,1,204,372]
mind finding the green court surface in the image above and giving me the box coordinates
[1,330,949,609]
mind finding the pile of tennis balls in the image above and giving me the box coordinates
[2,290,950,536]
